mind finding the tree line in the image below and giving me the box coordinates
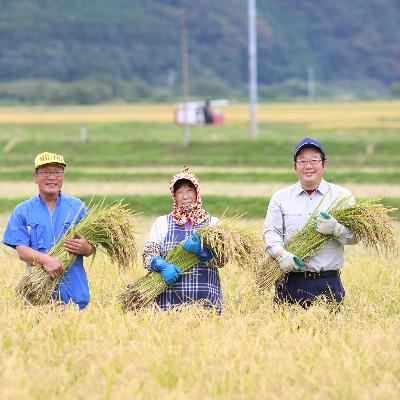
[1,0,399,103]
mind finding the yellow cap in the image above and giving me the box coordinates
[34,152,66,169]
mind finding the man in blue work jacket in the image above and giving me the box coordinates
[3,152,94,309]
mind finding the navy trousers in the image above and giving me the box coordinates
[274,271,345,309]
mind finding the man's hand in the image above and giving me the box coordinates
[276,249,304,273]
[63,233,94,256]
[41,254,64,279]
[15,245,64,279]
[313,211,345,237]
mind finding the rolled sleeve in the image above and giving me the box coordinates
[143,216,167,271]
[142,242,162,271]
[336,226,358,245]
[2,206,30,249]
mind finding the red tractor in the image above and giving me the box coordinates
[175,99,228,126]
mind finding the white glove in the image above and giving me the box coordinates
[276,249,304,273]
[314,211,345,237]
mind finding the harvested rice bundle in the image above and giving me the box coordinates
[119,215,261,312]
[200,214,261,268]
[257,197,397,291]
[15,198,137,306]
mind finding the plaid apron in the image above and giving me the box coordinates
[156,215,223,314]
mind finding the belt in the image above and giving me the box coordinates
[290,270,340,280]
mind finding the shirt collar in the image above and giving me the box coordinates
[316,179,329,194]
[294,181,305,196]
[295,178,329,196]
[36,191,63,205]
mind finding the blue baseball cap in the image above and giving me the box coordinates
[294,137,326,159]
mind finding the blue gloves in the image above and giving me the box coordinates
[151,256,181,285]
[182,233,213,262]
[313,211,345,237]
[181,233,202,253]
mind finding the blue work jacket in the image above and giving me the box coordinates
[2,193,90,309]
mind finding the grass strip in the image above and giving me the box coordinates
[2,170,400,183]
[1,195,400,220]
[1,134,400,168]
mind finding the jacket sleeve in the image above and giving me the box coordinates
[263,193,285,258]
[334,194,359,246]
[2,205,30,249]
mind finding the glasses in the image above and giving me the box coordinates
[37,171,64,178]
[295,159,323,167]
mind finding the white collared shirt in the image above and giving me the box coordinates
[263,179,358,272]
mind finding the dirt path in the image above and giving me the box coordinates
[1,181,400,199]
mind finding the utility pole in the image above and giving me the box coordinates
[307,65,315,102]
[181,9,190,148]
[248,0,258,139]
[80,124,87,144]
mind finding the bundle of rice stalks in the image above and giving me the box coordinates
[119,215,262,312]
[15,198,137,306]
[200,214,261,269]
[257,197,397,291]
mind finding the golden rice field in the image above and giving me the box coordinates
[0,100,399,398]
[0,101,399,128]
[0,215,399,400]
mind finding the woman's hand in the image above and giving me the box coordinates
[151,256,181,285]
[182,233,213,261]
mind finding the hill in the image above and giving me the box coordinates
[1,0,399,103]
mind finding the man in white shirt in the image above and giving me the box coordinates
[263,138,358,308]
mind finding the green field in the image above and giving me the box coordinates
[0,102,399,216]
[0,123,400,168]
[1,168,400,184]
[0,102,399,399]
[0,195,399,220]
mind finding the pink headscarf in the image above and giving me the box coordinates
[170,166,210,226]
